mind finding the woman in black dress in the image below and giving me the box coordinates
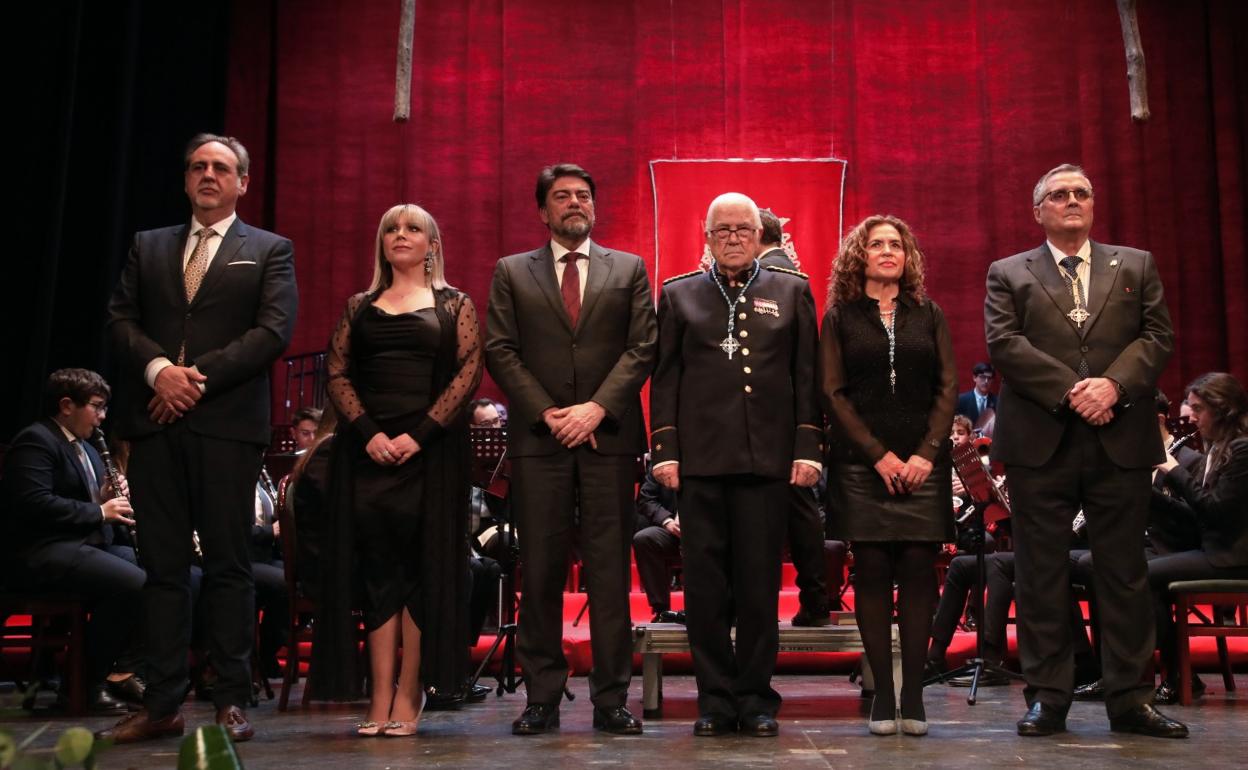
[1149,372,1248,702]
[314,204,483,736]
[819,215,956,736]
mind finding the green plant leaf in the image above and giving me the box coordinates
[176,725,243,770]
[0,729,16,767]
[54,727,94,765]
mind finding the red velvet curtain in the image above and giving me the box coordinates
[226,0,1247,405]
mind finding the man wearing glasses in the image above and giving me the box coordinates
[650,192,820,737]
[3,368,146,712]
[955,362,998,436]
[985,164,1184,738]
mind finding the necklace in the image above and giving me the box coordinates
[710,260,760,359]
[881,307,897,393]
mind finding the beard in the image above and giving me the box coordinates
[551,212,593,241]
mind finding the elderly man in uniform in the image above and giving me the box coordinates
[650,192,821,737]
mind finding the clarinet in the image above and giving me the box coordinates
[90,428,139,562]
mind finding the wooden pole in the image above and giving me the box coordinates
[394,0,415,122]
[1116,0,1150,122]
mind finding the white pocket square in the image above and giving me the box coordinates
[228,260,258,266]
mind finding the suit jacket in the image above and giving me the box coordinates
[984,241,1173,468]
[650,266,821,479]
[1157,437,1248,568]
[107,218,298,446]
[484,241,657,457]
[758,247,797,271]
[955,389,997,423]
[3,418,114,579]
[635,468,678,531]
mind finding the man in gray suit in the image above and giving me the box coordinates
[485,163,657,735]
[985,163,1185,739]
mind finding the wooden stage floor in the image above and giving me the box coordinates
[4,673,1245,769]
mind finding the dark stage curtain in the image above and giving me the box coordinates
[8,1,235,441]
[222,0,1246,408]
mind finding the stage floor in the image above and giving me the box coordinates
[4,674,1245,768]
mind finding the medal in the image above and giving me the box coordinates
[710,260,760,360]
[1067,307,1090,327]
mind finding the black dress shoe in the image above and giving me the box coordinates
[652,610,686,624]
[791,606,832,627]
[1153,675,1205,705]
[949,670,1011,688]
[467,683,492,702]
[693,714,737,737]
[424,688,467,711]
[1110,704,1188,739]
[105,675,146,706]
[1016,703,1067,736]
[1073,679,1105,701]
[739,713,779,737]
[592,705,643,734]
[88,686,129,713]
[512,703,559,735]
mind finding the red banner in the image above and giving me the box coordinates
[650,159,846,320]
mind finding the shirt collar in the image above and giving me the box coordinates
[551,238,591,262]
[1046,239,1091,265]
[55,421,78,444]
[192,212,237,239]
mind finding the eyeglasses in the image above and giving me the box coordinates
[86,400,108,414]
[708,226,758,242]
[1044,187,1092,204]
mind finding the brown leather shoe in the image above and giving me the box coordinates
[94,709,185,744]
[217,705,255,742]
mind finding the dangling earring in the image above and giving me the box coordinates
[425,252,434,276]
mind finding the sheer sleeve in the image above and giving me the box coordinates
[412,292,484,445]
[915,301,958,462]
[326,293,382,441]
[818,304,887,463]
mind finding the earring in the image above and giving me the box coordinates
[425,252,434,275]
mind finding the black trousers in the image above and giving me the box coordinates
[680,474,787,720]
[632,525,680,614]
[252,560,288,674]
[1145,550,1248,679]
[25,544,146,685]
[130,422,263,715]
[512,450,635,708]
[785,485,828,611]
[1008,420,1154,717]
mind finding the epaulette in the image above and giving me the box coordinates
[663,270,703,285]
[763,265,808,280]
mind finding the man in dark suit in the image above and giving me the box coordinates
[100,134,297,743]
[985,163,1185,738]
[651,193,821,737]
[757,208,832,626]
[485,163,656,735]
[955,362,998,435]
[633,465,682,622]
[3,369,146,711]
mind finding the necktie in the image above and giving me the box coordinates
[178,227,215,365]
[73,440,101,503]
[561,254,581,328]
[1060,255,1091,378]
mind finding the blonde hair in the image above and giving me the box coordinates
[368,204,450,293]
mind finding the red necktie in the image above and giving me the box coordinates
[561,254,581,328]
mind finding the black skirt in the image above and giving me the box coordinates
[827,462,955,543]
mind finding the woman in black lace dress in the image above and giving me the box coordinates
[819,215,956,736]
[313,204,483,736]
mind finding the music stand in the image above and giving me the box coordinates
[925,442,1022,703]
[467,426,523,695]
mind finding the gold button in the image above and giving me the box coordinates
[741,348,750,356]
[739,312,747,320]
[743,366,752,374]
[655,443,663,451]
[739,330,748,338]
[744,385,752,393]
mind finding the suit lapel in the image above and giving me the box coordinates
[1024,244,1080,334]
[578,243,614,333]
[527,244,572,333]
[192,219,246,307]
[167,224,192,308]
[43,419,92,497]
[1080,241,1120,339]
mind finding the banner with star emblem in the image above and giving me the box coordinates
[649,158,846,320]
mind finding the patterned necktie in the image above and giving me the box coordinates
[184,227,215,303]
[1060,255,1091,378]
[561,253,581,328]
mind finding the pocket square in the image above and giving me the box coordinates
[228,260,258,266]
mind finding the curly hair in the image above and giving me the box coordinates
[1185,372,1248,481]
[827,214,927,307]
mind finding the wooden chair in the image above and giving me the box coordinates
[0,592,88,715]
[1170,579,1248,705]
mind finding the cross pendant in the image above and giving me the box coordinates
[720,336,740,359]
[1068,307,1090,328]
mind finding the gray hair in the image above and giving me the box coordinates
[184,133,251,177]
[705,192,762,232]
[1032,163,1093,206]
